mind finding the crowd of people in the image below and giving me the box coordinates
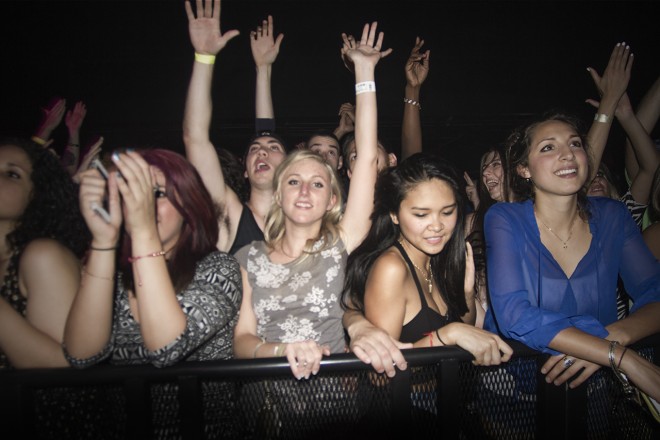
[1,0,659,436]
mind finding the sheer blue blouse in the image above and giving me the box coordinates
[483,197,660,355]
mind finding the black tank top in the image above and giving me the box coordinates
[229,204,265,255]
[394,241,456,343]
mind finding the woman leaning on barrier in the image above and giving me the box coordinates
[484,112,660,422]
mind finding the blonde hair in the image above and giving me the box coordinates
[265,150,344,260]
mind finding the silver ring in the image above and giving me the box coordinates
[563,357,574,369]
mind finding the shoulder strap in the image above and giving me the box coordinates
[393,241,430,309]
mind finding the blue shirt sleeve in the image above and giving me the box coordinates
[484,202,608,354]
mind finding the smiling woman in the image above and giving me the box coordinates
[484,112,660,404]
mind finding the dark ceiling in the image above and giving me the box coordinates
[1,0,658,178]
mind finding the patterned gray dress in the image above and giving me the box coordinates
[235,239,362,439]
[58,251,243,440]
[65,250,242,367]
[235,238,347,353]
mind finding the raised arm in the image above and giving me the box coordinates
[62,101,87,176]
[251,15,283,121]
[340,22,392,253]
[616,98,659,204]
[333,102,355,141]
[64,165,122,360]
[586,70,658,203]
[71,137,104,185]
[182,0,240,251]
[624,75,660,180]
[585,42,633,181]
[401,37,429,160]
[32,97,66,147]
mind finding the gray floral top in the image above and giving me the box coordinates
[65,251,242,368]
[235,239,347,354]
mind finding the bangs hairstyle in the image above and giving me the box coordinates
[119,149,220,292]
[342,153,469,317]
[264,149,343,261]
[504,112,592,220]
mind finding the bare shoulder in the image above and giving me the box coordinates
[369,247,409,291]
[20,238,79,268]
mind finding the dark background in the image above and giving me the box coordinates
[1,0,658,180]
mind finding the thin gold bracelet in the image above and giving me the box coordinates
[82,266,114,281]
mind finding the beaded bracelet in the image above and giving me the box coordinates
[403,97,421,110]
[128,250,166,286]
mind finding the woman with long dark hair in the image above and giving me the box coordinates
[342,153,512,363]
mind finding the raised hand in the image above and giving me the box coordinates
[586,42,633,108]
[250,15,283,68]
[78,148,122,247]
[340,34,355,73]
[335,102,355,138]
[110,151,157,240]
[34,97,66,143]
[185,0,239,56]
[464,171,479,209]
[341,22,392,70]
[405,37,430,88]
[72,137,104,184]
[65,101,87,134]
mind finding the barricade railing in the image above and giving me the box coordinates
[1,335,658,440]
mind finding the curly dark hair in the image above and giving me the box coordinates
[3,137,91,258]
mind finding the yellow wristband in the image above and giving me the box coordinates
[194,53,216,65]
[31,135,47,146]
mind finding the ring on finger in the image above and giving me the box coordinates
[562,356,575,369]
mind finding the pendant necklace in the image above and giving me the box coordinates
[398,239,433,293]
[535,209,578,249]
